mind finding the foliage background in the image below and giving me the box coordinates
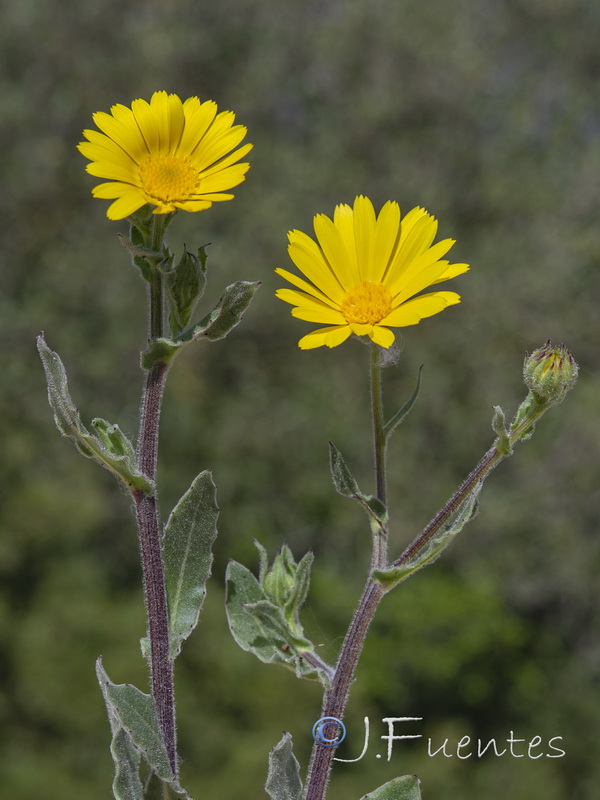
[1,0,599,798]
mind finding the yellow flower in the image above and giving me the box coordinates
[276,196,469,349]
[77,91,252,220]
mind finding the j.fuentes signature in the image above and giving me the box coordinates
[312,716,565,762]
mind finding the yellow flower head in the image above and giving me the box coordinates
[78,91,252,220]
[276,196,469,349]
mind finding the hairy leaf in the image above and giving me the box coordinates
[163,470,219,658]
[180,280,261,342]
[165,245,208,335]
[37,335,153,494]
[140,337,182,371]
[359,775,421,800]
[97,660,144,800]
[265,732,303,800]
[96,659,172,782]
[329,442,388,528]
[383,366,423,440]
[225,560,326,684]
[110,728,144,800]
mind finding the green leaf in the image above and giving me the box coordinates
[328,442,388,528]
[163,470,219,659]
[122,210,176,283]
[492,405,512,454]
[96,659,191,800]
[371,563,418,590]
[225,560,326,684]
[118,230,154,283]
[363,495,387,525]
[255,538,269,584]
[96,659,173,782]
[117,231,164,261]
[110,728,144,800]
[165,245,208,336]
[140,337,182,371]
[225,562,300,655]
[139,280,260,371]
[96,659,144,800]
[142,772,190,799]
[265,732,303,800]
[225,560,276,660]
[329,440,361,497]
[383,365,423,440]
[92,418,137,461]
[283,550,314,621]
[179,280,261,343]
[261,544,296,608]
[98,663,144,800]
[260,543,315,627]
[37,335,153,494]
[243,599,313,651]
[359,775,421,800]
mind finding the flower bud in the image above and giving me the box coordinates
[523,341,578,404]
[262,545,298,608]
[259,545,314,631]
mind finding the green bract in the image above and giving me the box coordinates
[523,340,578,404]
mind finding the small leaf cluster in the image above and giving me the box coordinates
[140,279,260,370]
[120,210,260,371]
[226,542,332,687]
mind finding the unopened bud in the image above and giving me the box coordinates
[259,544,314,631]
[523,341,578,404]
[262,545,298,608]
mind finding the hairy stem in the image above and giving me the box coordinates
[133,212,178,777]
[370,343,387,512]
[298,650,336,685]
[391,399,549,571]
[304,580,385,800]
[370,344,388,572]
[304,344,389,800]
[394,445,497,567]
[147,213,168,341]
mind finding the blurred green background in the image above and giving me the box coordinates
[1,0,599,798]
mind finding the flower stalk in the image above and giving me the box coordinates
[303,343,390,800]
[370,343,388,514]
[133,212,178,777]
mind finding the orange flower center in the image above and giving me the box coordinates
[341,281,392,325]
[138,155,198,203]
